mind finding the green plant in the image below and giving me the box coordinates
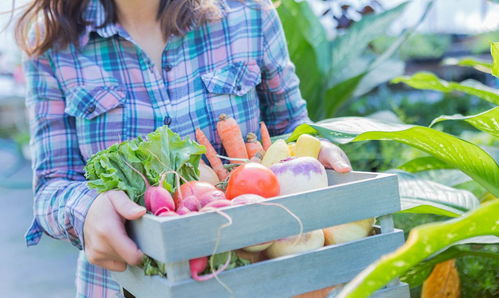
[286,43,499,296]
[277,1,433,120]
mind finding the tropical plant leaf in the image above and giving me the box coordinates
[398,156,452,173]
[323,73,366,118]
[492,42,499,77]
[353,59,405,97]
[415,169,472,188]
[329,2,409,86]
[443,57,492,74]
[390,170,479,218]
[392,72,499,105]
[430,107,499,137]
[337,199,499,298]
[288,117,499,196]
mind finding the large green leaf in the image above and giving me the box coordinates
[398,156,452,173]
[430,107,499,137]
[415,169,472,187]
[392,72,499,105]
[353,59,405,97]
[337,199,499,298]
[288,117,499,196]
[390,170,479,217]
[277,0,330,120]
[492,42,499,77]
[329,2,409,86]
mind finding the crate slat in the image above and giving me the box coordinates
[112,230,405,298]
[127,171,401,263]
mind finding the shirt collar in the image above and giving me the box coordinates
[79,0,119,47]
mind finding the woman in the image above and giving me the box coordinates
[18,0,351,296]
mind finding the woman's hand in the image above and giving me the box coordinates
[83,190,146,272]
[318,140,352,173]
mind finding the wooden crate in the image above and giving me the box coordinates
[112,171,409,297]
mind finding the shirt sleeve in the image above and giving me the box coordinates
[24,52,99,250]
[257,2,311,136]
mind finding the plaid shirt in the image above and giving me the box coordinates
[24,0,309,296]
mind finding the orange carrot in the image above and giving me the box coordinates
[260,121,272,151]
[245,133,264,159]
[217,114,248,163]
[195,128,228,180]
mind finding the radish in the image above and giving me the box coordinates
[266,230,325,259]
[200,199,232,211]
[270,157,328,196]
[198,190,226,207]
[173,181,217,208]
[124,161,175,213]
[189,255,231,282]
[231,194,265,205]
[154,207,178,217]
[178,195,201,211]
[176,206,194,215]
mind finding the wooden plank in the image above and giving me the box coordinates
[165,261,191,282]
[112,230,405,298]
[127,172,401,263]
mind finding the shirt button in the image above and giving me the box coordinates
[164,116,172,126]
[165,65,173,72]
[235,85,242,92]
[87,104,96,114]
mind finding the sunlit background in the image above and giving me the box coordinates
[0,0,497,297]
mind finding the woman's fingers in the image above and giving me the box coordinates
[108,190,146,220]
[106,223,144,266]
[95,259,128,272]
[319,141,352,173]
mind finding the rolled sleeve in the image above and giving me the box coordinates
[24,52,97,250]
[257,2,311,136]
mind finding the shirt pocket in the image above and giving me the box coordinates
[64,85,128,160]
[201,60,262,150]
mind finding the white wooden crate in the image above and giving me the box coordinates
[112,171,409,297]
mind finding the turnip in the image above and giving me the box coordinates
[323,218,375,245]
[270,157,328,196]
[266,229,325,259]
[124,160,175,213]
[198,163,220,186]
[242,241,273,253]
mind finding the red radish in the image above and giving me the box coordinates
[177,206,194,215]
[200,200,232,211]
[173,181,217,207]
[198,190,226,207]
[124,161,175,213]
[154,207,178,217]
[189,255,231,282]
[231,194,265,205]
[178,195,201,211]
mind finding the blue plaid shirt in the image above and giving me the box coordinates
[24,0,309,295]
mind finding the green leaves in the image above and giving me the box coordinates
[337,199,499,298]
[492,42,499,77]
[430,107,499,137]
[443,57,492,74]
[391,170,479,218]
[84,126,205,204]
[392,72,499,105]
[288,117,499,196]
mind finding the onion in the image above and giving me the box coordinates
[266,230,325,259]
[270,157,328,196]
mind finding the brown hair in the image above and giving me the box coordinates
[15,0,221,56]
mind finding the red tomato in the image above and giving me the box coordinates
[225,163,280,199]
[173,181,217,207]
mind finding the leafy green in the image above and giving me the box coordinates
[430,107,499,137]
[398,156,452,173]
[84,126,205,205]
[337,199,499,297]
[203,251,251,274]
[390,170,479,218]
[443,57,492,74]
[492,42,499,77]
[392,72,499,105]
[288,117,499,196]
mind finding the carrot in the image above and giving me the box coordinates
[195,128,228,180]
[245,133,264,159]
[260,121,272,151]
[216,114,248,163]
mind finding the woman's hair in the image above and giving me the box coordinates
[15,0,221,56]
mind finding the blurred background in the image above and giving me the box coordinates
[0,0,497,297]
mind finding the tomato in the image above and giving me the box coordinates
[225,163,280,199]
[173,181,217,207]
